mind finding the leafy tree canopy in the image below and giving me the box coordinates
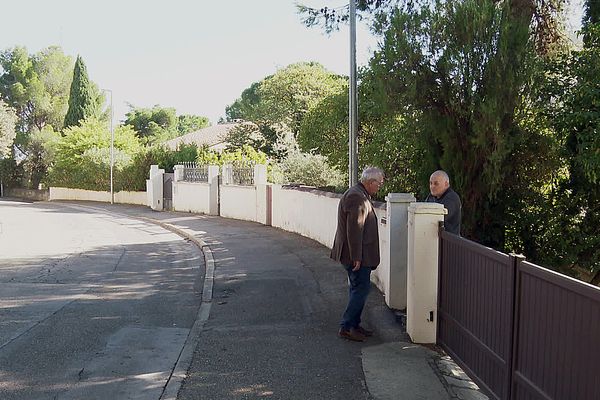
[225,62,346,158]
[225,81,262,122]
[196,144,268,167]
[532,21,600,276]
[0,46,73,133]
[21,125,62,188]
[177,114,210,135]
[224,121,266,152]
[584,0,600,26]
[0,100,17,158]
[124,105,210,143]
[298,0,566,54]
[260,62,346,136]
[53,118,140,168]
[124,105,177,139]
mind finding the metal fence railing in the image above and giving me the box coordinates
[180,162,209,183]
[177,163,261,186]
[231,166,254,186]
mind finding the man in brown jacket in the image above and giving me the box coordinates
[331,166,384,342]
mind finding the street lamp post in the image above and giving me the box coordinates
[103,89,114,204]
[349,0,358,187]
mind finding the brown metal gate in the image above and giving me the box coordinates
[511,261,600,400]
[163,172,173,211]
[438,227,600,400]
[437,230,517,399]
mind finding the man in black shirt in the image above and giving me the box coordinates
[425,170,462,235]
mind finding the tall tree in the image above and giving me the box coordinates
[33,47,74,130]
[300,0,562,244]
[0,46,37,134]
[124,105,177,140]
[535,3,600,280]
[584,0,600,25]
[225,62,346,157]
[225,81,262,122]
[298,0,565,54]
[0,100,17,158]
[0,46,75,188]
[0,46,73,133]
[177,114,210,135]
[124,105,210,143]
[64,55,100,129]
[256,62,346,137]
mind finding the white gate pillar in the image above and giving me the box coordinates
[208,165,220,216]
[146,165,165,211]
[384,193,416,309]
[407,202,446,343]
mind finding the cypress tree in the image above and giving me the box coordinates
[64,55,99,129]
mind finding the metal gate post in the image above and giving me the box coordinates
[508,253,526,400]
[436,221,445,342]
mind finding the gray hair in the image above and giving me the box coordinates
[360,166,384,183]
[431,170,450,185]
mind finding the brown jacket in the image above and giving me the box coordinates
[330,183,380,268]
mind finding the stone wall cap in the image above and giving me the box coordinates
[386,193,416,203]
[408,202,447,215]
[275,185,387,208]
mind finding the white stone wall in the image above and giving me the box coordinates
[271,185,340,248]
[172,181,211,214]
[219,185,258,222]
[49,187,147,205]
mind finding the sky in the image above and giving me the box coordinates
[0,0,380,125]
[1,0,584,126]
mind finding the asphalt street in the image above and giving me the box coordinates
[0,199,204,399]
[0,199,464,400]
[64,202,449,400]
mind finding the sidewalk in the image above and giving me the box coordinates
[54,202,487,400]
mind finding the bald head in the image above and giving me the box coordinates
[429,170,450,198]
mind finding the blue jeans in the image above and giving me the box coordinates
[340,265,372,330]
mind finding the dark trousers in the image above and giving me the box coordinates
[340,265,372,330]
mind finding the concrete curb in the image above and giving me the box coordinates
[133,217,216,400]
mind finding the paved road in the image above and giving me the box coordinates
[0,199,204,400]
[1,200,466,400]
[75,203,415,400]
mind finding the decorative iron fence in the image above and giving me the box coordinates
[180,162,209,183]
[231,166,254,186]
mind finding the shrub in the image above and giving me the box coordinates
[277,150,346,189]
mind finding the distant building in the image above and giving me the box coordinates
[162,122,240,152]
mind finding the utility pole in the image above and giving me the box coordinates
[102,89,114,204]
[110,90,114,205]
[349,0,358,187]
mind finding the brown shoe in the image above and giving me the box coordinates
[338,328,366,342]
[356,326,374,337]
